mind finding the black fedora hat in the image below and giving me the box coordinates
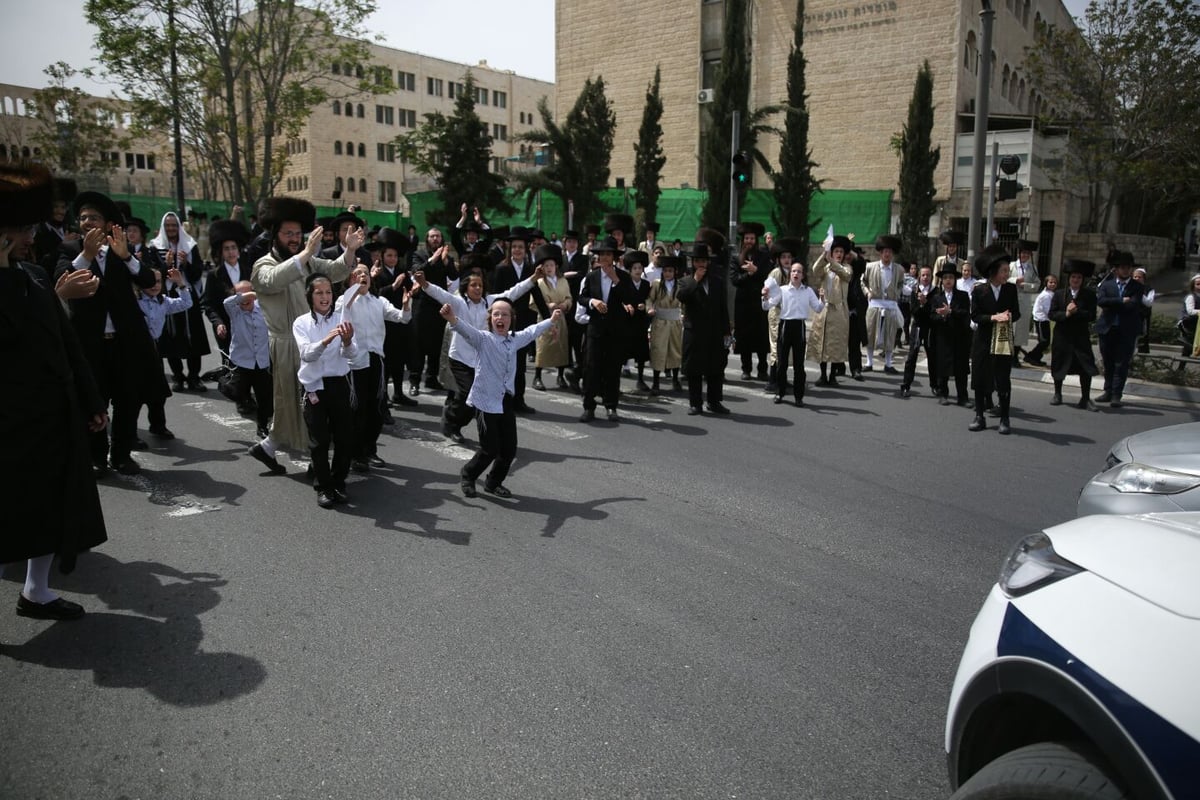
[73,190,124,226]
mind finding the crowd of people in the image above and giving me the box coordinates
[5,159,1199,617]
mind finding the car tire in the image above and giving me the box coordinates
[950,741,1129,799]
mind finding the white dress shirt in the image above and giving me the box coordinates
[293,310,358,391]
[72,245,141,333]
[449,317,555,413]
[334,285,411,369]
[763,282,825,319]
[421,277,535,368]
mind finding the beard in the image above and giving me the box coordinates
[275,235,302,257]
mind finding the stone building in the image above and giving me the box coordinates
[557,0,1083,267]
[281,45,554,217]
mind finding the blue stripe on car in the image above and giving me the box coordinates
[998,604,1199,798]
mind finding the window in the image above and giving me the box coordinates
[332,100,341,114]
[448,81,462,99]
[427,77,443,97]
[964,31,978,74]
[494,91,506,109]
[1018,79,1026,109]
[377,142,396,162]
[125,152,134,169]
[702,58,721,90]
[1021,0,1030,26]
[358,178,366,193]
[356,103,364,118]
[378,180,396,204]
[399,108,416,128]
[475,86,488,105]
[1001,64,1010,99]
[1009,72,1019,104]
[355,65,364,79]
[493,123,507,141]
[357,143,366,158]
[519,111,525,124]
[335,141,343,155]
[397,71,415,91]
[135,153,146,169]
[146,154,155,170]
[345,176,354,191]
[332,63,341,75]
[335,177,344,193]
[344,103,353,117]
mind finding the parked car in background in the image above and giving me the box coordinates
[1077,422,1200,516]
[945,512,1200,799]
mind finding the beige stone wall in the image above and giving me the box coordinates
[1063,233,1176,276]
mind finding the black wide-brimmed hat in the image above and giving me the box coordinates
[73,190,124,226]
[505,226,531,242]
[125,217,151,238]
[331,210,365,231]
[830,235,854,254]
[691,243,714,260]
[657,255,686,272]
[695,227,726,252]
[461,220,484,234]
[622,250,649,269]
[771,237,806,258]
[937,266,961,280]
[976,244,1013,278]
[1016,238,1039,253]
[375,226,409,256]
[562,229,580,240]
[939,230,965,247]
[0,163,54,227]
[529,228,547,241]
[737,221,766,238]
[264,197,316,232]
[583,223,600,236]
[644,222,660,234]
[1061,258,1095,277]
[209,219,250,252]
[590,236,619,254]
[1110,250,1136,267]
[875,234,903,253]
[533,243,562,267]
[604,213,634,235]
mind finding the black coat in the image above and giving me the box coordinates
[677,274,731,376]
[1094,276,1148,341]
[928,287,972,378]
[202,259,253,334]
[1049,287,1100,379]
[970,281,1021,389]
[731,249,771,353]
[1,263,107,571]
[578,268,636,346]
[152,244,211,359]
[488,260,539,328]
[626,278,652,362]
[55,240,166,403]
[409,250,458,350]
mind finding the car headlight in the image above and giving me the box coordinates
[998,533,1084,597]
[1106,463,1200,495]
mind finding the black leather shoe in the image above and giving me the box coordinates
[1111,397,1123,408]
[815,376,829,387]
[636,380,651,392]
[131,438,149,451]
[443,425,466,444]
[938,396,951,406]
[484,483,513,498]
[1096,391,1112,403]
[1077,399,1099,412]
[514,402,536,415]
[392,393,418,407]
[1050,393,1063,406]
[672,379,684,392]
[409,382,420,396]
[884,366,899,375]
[256,426,270,440]
[329,488,349,504]
[556,375,569,389]
[899,386,911,398]
[111,458,141,475]
[862,366,874,373]
[998,418,1012,435]
[687,406,702,415]
[369,455,386,467]
[827,376,839,387]
[187,377,207,392]
[532,377,546,391]
[741,371,752,380]
[706,402,731,415]
[773,396,784,404]
[350,459,369,473]
[606,409,619,422]
[425,378,445,392]
[249,443,286,474]
[852,371,865,382]
[149,426,175,440]
[316,491,336,509]
[381,412,394,426]
[968,416,986,432]
[460,479,477,498]
[795,398,805,408]
[17,594,85,620]
[579,409,596,422]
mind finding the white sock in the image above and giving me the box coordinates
[259,436,277,457]
[23,554,57,604]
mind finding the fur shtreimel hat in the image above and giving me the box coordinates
[263,197,316,233]
[0,163,54,227]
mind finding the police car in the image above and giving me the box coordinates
[944,513,1200,799]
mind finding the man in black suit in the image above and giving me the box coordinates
[54,191,164,474]
[677,241,732,415]
[319,210,371,267]
[1049,259,1100,410]
[928,266,972,406]
[201,218,252,366]
[576,236,634,422]
[451,203,492,256]
[408,227,457,395]
[560,229,590,389]
[487,227,540,413]
[371,227,418,408]
[1093,251,1146,407]
[968,245,1022,434]
[899,265,935,398]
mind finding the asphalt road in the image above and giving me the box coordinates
[3,355,1197,799]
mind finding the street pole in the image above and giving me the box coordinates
[985,140,999,249]
[967,1,994,261]
[728,110,740,252]
[169,0,186,217]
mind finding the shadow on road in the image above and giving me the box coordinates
[2,554,265,706]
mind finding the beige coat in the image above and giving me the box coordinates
[647,278,683,371]
[806,252,852,363]
[532,275,572,367]
[251,248,352,451]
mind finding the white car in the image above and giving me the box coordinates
[944,513,1200,799]
[1078,422,1200,516]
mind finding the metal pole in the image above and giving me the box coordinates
[728,110,740,250]
[169,0,186,217]
[967,1,994,261]
[985,139,999,249]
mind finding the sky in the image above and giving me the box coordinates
[0,0,557,93]
[1,0,1090,94]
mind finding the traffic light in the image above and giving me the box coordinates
[997,178,1022,201]
[731,151,750,190]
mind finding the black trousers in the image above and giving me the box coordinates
[776,319,807,400]
[582,334,622,411]
[444,358,476,431]
[902,325,934,388]
[231,365,273,429]
[384,324,409,398]
[168,355,202,382]
[1027,320,1051,361]
[462,395,517,487]
[351,354,385,460]
[92,338,140,464]
[974,354,1012,416]
[1099,332,1136,396]
[409,314,446,385]
[302,375,353,492]
[847,310,866,374]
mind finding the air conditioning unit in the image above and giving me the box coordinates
[697,89,714,104]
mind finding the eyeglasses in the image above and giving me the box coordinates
[78,213,104,223]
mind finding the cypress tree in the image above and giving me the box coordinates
[633,65,667,227]
[772,0,822,240]
[896,61,940,264]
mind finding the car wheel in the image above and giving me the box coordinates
[950,741,1129,799]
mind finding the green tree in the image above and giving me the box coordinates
[772,0,821,240]
[513,76,616,232]
[85,0,386,207]
[26,62,129,175]
[632,65,666,227]
[893,60,940,265]
[398,72,513,226]
[1023,0,1200,234]
[700,0,782,231]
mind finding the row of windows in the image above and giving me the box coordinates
[286,139,308,155]
[332,101,365,118]
[373,105,417,127]
[0,144,41,159]
[334,177,368,194]
[962,33,1058,119]
[285,176,309,191]
[334,141,366,157]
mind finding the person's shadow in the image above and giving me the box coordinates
[2,553,265,706]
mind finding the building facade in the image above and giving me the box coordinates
[281,45,555,217]
[556,0,1082,263]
